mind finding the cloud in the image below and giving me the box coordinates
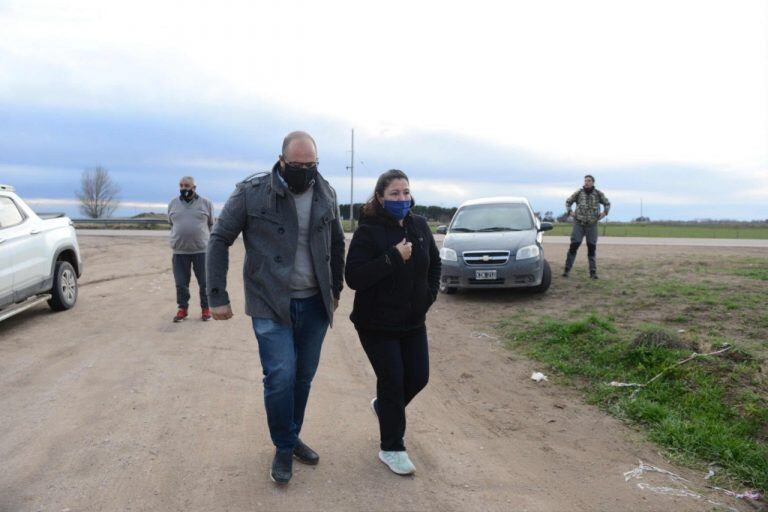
[166,157,272,172]
[3,103,766,220]
[24,198,169,209]
[1,0,766,174]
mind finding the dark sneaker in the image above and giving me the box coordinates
[293,439,319,465]
[562,271,570,278]
[201,308,212,321]
[271,450,293,484]
[590,273,599,280]
[173,308,188,322]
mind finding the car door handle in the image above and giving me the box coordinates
[0,238,5,244]
[29,228,42,235]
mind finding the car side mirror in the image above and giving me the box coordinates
[538,222,554,232]
[436,225,448,235]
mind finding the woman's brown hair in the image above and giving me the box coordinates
[361,169,410,217]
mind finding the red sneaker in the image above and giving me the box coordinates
[202,308,212,321]
[173,308,188,322]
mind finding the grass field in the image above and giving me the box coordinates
[74,218,768,239]
[344,220,768,238]
[545,222,768,239]
[497,253,768,493]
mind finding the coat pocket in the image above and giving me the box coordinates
[247,209,281,225]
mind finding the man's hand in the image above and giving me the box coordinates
[211,304,233,320]
[599,212,607,219]
[568,210,575,217]
[395,238,413,261]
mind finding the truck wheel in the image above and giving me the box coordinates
[48,261,78,311]
[531,260,551,294]
[440,282,458,295]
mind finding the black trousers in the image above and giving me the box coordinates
[564,222,598,274]
[357,325,429,451]
[172,253,208,309]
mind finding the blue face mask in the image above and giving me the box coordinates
[383,200,411,220]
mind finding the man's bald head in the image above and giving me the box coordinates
[281,131,317,162]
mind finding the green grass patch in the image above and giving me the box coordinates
[726,258,768,281]
[650,280,722,306]
[647,278,764,313]
[502,315,768,491]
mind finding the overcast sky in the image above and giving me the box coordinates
[1,0,767,220]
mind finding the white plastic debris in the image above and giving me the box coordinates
[709,487,762,501]
[471,332,498,340]
[609,381,642,388]
[677,329,686,333]
[636,483,702,499]
[624,461,738,511]
[623,460,689,483]
[531,372,548,382]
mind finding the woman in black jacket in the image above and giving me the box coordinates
[345,169,441,475]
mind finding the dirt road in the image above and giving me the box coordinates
[0,236,757,511]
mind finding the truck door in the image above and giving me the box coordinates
[0,196,49,299]
[0,196,23,304]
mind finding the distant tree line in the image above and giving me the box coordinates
[74,167,768,226]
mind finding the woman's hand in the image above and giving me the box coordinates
[395,238,413,261]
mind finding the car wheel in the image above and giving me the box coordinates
[439,282,458,295]
[48,261,78,311]
[531,259,551,294]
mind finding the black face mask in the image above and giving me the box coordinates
[180,189,195,201]
[281,163,317,194]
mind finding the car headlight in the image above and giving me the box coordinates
[440,247,458,261]
[516,244,540,260]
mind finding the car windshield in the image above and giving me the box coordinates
[450,203,533,232]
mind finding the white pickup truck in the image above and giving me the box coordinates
[0,184,83,322]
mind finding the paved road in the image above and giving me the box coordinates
[77,229,768,248]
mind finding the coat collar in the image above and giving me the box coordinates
[270,162,289,197]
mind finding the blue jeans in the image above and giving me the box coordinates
[251,294,329,452]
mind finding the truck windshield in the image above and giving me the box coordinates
[450,203,533,232]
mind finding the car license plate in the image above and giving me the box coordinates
[475,270,497,280]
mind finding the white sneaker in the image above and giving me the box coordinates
[370,397,378,417]
[378,450,416,475]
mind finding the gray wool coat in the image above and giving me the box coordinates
[206,169,345,325]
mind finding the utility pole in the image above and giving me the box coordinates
[347,128,355,232]
[640,198,644,220]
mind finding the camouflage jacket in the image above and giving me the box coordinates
[565,188,610,225]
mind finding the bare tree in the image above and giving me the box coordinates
[75,167,121,218]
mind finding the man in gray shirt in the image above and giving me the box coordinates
[168,176,214,322]
[206,132,345,485]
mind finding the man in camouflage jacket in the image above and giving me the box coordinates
[563,175,611,279]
